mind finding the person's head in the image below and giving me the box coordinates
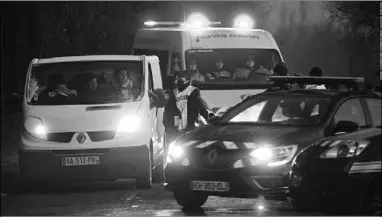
[188,60,198,71]
[309,66,323,77]
[175,70,191,91]
[246,56,255,68]
[89,77,98,90]
[215,59,224,70]
[273,61,288,76]
[118,69,131,84]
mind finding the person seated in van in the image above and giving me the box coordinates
[233,55,270,80]
[27,76,47,103]
[187,60,205,83]
[205,59,232,81]
[45,74,77,98]
[115,68,135,100]
[170,55,182,76]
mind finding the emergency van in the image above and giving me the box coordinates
[132,15,284,116]
[19,55,167,189]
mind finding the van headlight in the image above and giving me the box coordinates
[166,141,185,163]
[249,144,298,167]
[116,115,141,136]
[24,117,48,140]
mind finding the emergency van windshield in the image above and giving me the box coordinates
[219,95,333,127]
[185,49,282,85]
[27,61,144,105]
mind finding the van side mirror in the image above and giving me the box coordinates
[333,120,359,135]
[149,88,169,108]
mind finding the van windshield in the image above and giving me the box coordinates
[27,61,144,105]
[184,49,281,85]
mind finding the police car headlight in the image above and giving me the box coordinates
[166,141,185,163]
[116,115,141,136]
[319,140,369,159]
[24,117,48,140]
[250,145,298,167]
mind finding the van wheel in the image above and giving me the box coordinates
[174,189,208,209]
[136,147,153,189]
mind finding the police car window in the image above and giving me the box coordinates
[365,98,381,127]
[334,99,366,126]
[225,96,332,126]
[133,49,169,77]
[230,100,267,122]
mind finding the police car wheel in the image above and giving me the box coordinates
[173,189,208,209]
[290,183,318,212]
[361,180,381,216]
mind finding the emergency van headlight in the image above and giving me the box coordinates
[234,14,254,29]
[167,141,185,163]
[24,117,48,140]
[250,145,298,167]
[116,115,141,135]
[319,140,369,159]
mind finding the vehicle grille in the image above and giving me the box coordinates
[190,147,239,170]
[47,132,75,143]
[46,131,116,143]
[87,131,116,142]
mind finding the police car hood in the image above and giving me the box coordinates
[181,123,318,148]
[24,101,142,133]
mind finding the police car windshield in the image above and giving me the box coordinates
[27,61,144,105]
[219,95,333,127]
[184,49,281,85]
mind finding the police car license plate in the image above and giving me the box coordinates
[62,156,100,166]
[191,181,230,192]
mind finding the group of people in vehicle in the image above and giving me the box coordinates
[27,68,140,103]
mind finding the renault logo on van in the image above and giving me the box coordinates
[76,133,86,144]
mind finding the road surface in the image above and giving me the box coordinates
[1,173,325,216]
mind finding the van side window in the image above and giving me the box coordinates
[148,63,154,91]
[133,49,169,78]
[170,52,181,76]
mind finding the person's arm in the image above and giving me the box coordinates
[188,89,210,121]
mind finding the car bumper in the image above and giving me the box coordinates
[164,163,290,198]
[18,145,150,182]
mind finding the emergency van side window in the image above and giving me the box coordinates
[148,63,154,91]
[365,98,381,127]
[334,98,366,127]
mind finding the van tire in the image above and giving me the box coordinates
[135,147,153,189]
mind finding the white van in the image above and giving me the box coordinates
[132,22,284,116]
[19,55,167,189]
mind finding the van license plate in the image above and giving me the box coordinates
[191,181,230,192]
[62,156,101,166]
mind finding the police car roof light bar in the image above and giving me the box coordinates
[269,76,365,91]
[269,76,364,85]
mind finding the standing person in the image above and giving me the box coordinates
[307,66,326,89]
[273,61,289,76]
[171,70,214,134]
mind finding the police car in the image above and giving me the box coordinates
[164,76,381,209]
[289,127,381,215]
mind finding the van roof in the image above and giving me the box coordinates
[34,55,157,64]
[138,27,270,34]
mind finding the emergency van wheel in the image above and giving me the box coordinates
[290,180,318,212]
[173,189,208,209]
[360,179,381,216]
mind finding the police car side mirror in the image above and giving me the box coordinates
[334,120,359,135]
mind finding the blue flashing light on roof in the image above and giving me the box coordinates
[233,14,255,29]
[143,14,221,29]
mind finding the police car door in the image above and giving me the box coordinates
[148,61,165,164]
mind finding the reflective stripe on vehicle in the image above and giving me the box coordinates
[349,161,382,174]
